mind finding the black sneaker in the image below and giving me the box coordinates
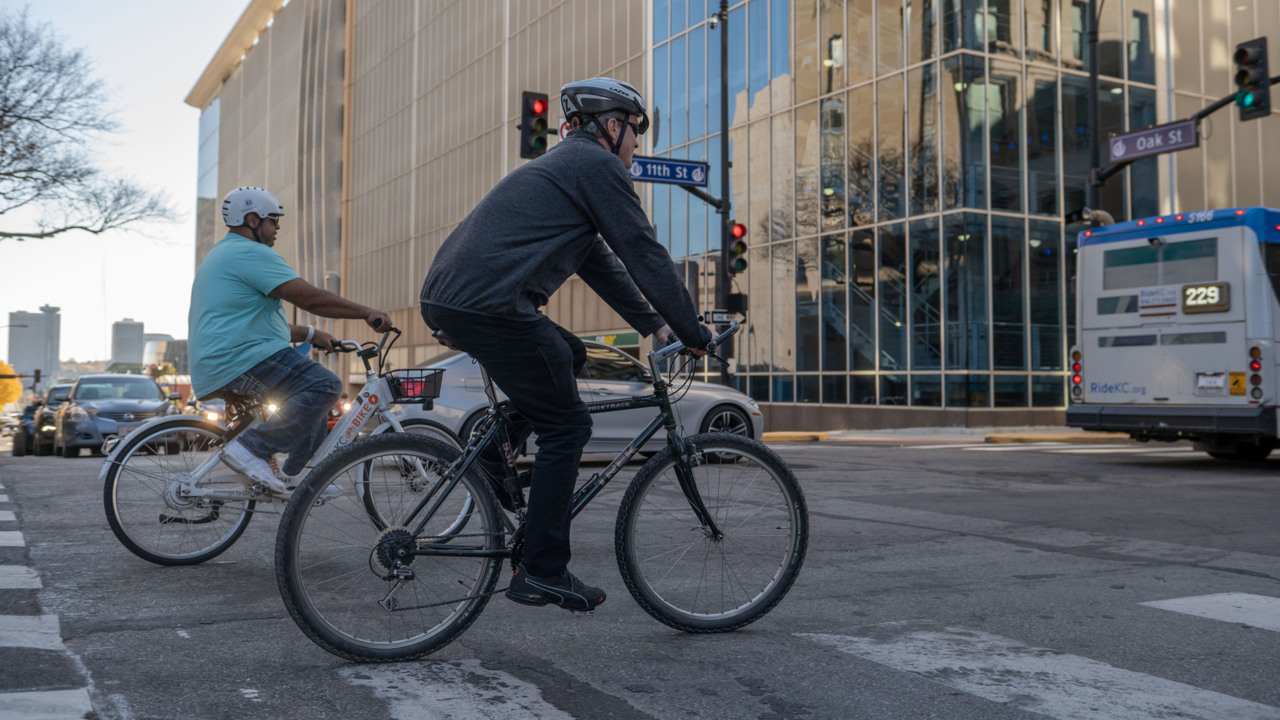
[506,562,606,611]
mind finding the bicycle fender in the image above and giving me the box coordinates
[97,415,223,482]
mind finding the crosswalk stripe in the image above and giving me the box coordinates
[0,510,15,521]
[0,615,66,650]
[0,530,23,547]
[0,565,41,589]
[1141,593,1280,632]
[801,624,1280,720]
[339,659,575,720]
[0,689,95,720]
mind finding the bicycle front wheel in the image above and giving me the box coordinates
[103,418,255,566]
[615,433,808,633]
[275,433,504,662]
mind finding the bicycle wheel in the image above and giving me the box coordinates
[615,433,808,633]
[359,428,473,534]
[103,418,255,566]
[276,433,504,662]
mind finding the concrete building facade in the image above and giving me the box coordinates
[111,319,146,367]
[6,306,60,390]
[189,0,1279,430]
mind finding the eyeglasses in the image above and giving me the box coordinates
[626,121,644,137]
[264,216,281,227]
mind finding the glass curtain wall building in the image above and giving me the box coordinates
[648,0,1277,428]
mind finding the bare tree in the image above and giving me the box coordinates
[0,7,171,241]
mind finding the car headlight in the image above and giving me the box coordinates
[66,406,90,422]
[745,398,760,411]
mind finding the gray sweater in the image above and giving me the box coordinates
[420,132,708,348]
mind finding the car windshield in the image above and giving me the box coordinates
[75,378,163,401]
[49,388,70,402]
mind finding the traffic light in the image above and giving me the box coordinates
[727,221,748,275]
[1234,38,1271,122]
[519,91,551,158]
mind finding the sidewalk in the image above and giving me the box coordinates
[762,426,1131,445]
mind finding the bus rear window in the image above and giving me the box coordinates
[1102,237,1217,290]
[1264,242,1280,304]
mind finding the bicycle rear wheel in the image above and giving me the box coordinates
[275,433,504,662]
[103,419,255,566]
[615,433,808,633]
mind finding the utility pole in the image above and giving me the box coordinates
[1087,0,1101,211]
[715,0,732,385]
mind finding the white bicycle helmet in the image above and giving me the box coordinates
[560,77,649,154]
[221,186,284,227]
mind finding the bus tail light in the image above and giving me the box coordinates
[1249,346,1264,400]
[1070,348,1084,400]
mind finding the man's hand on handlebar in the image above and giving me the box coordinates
[367,310,393,333]
[311,328,338,352]
[655,322,712,358]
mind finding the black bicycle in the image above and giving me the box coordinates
[274,321,808,662]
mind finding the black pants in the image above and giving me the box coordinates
[423,303,590,578]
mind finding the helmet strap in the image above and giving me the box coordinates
[583,112,626,156]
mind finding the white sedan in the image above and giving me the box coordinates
[385,340,764,454]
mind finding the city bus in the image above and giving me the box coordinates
[1066,207,1280,460]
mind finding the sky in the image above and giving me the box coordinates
[0,0,249,362]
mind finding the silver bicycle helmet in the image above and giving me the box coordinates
[221,186,284,227]
[560,77,649,154]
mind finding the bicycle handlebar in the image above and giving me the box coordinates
[329,326,402,356]
[650,320,739,361]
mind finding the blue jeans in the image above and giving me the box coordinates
[212,347,342,476]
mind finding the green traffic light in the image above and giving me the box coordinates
[1238,91,1258,108]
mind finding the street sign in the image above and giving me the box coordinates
[1107,119,1199,164]
[629,155,709,187]
[707,309,734,324]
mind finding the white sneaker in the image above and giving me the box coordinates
[220,439,288,494]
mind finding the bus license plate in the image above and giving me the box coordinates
[1196,372,1226,395]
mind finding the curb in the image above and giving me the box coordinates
[762,431,830,442]
[983,432,1131,444]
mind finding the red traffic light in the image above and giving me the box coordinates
[532,98,547,115]
[731,223,747,239]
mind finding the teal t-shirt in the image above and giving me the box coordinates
[189,233,300,397]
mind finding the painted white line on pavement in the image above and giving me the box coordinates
[0,689,95,720]
[965,443,1122,451]
[1141,593,1280,632]
[0,614,65,650]
[340,659,575,720]
[0,510,15,521]
[0,493,9,501]
[0,530,24,547]
[802,624,1280,720]
[1046,447,1176,454]
[0,565,41,589]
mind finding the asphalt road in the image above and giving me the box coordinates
[1,436,1278,719]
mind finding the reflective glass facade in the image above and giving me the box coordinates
[650,0,1172,417]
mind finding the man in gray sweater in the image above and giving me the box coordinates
[420,77,711,612]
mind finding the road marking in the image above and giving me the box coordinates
[0,565,41,589]
[905,442,1014,450]
[0,530,24,546]
[0,493,9,501]
[1047,447,1177,454]
[801,623,1280,720]
[1141,593,1280,632]
[0,614,66,650]
[0,689,95,719]
[340,659,575,720]
[965,443,1126,452]
[0,510,15,521]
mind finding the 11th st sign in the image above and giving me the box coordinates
[1108,119,1199,164]
[628,155,709,187]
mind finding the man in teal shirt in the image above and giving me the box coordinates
[189,186,390,494]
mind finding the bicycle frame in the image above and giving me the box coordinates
[399,322,739,560]
[100,332,414,503]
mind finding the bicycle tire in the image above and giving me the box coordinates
[275,433,504,662]
[103,418,255,566]
[360,422,471,533]
[615,433,808,633]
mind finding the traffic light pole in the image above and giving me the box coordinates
[716,0,731,385]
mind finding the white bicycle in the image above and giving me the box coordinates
[100,329,458,565]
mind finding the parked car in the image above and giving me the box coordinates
[9,401,39,456]
[387,340,763,455]
[25,384,75,456]
[52,375,181,457]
